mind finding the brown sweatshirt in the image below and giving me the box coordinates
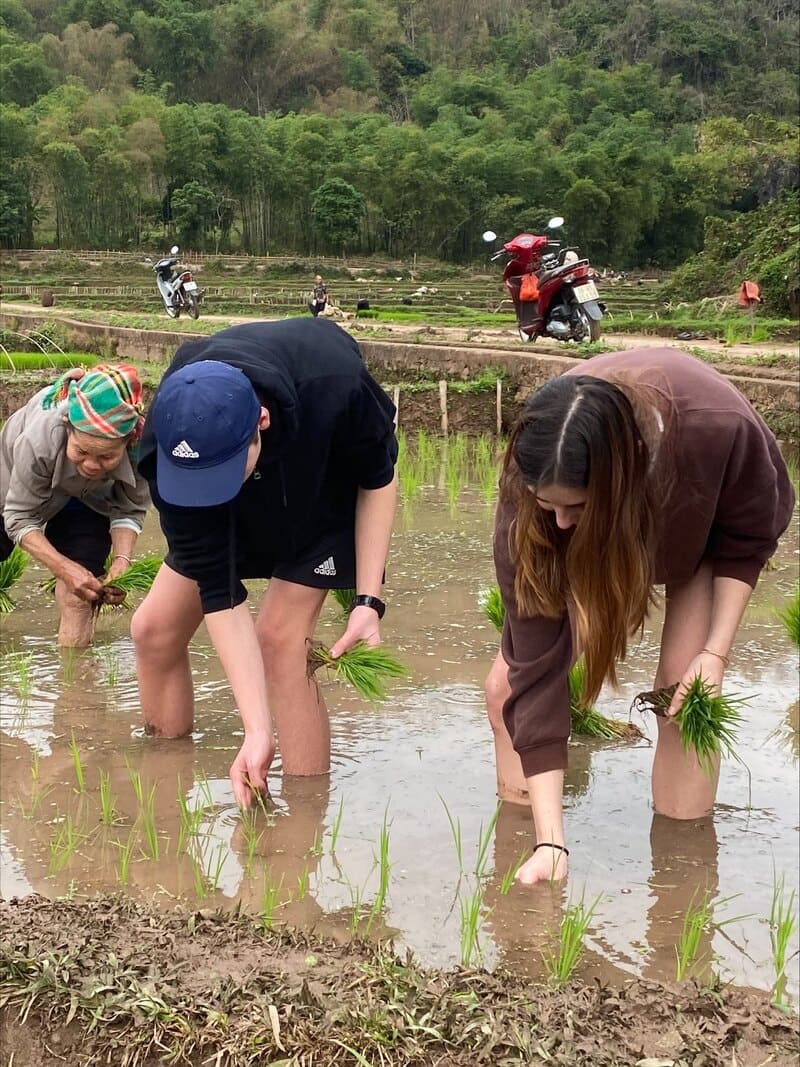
[493,347,796,778]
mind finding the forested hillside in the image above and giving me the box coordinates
[1,0,797,269]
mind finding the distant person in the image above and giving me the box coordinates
[0,364,150,646]
[132,318,398,810]
[308,274,329,316]
[486,347,794,885]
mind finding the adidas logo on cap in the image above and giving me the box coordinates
[171,439,200,459]
[313,556,337,576]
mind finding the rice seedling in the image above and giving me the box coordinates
[17,782,54,820]
[675,890,715,982]
[176,781,205,857]
[675,892,748,983]
[207,841,228,893]
[115,828,137,885]
[139,783,160,860]
[258,871,285,930]
[777,584,800,647]
[0,547,28,612]
[459,884,489,967]
[191,857,208,900]
[307,640,408,703]
[68,731,86,794]
[568,659,643,740]
[296,864,310,900]
[479,584,505,632]
[3,651,34,701]
[366,808,393,931]
[48,813,83,874]
[543,893,600,986]
[329,795,345,855]
[98,769,119,827]
[498,849,529,895]
[239,810,264,875]
[474,803,501,879]
[769,872,798,1008]
[440,796,464,872]
[415,429,438,481]
[328,587,355,616]
[347,879,365,934]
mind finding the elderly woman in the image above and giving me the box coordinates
[0,364,151,646]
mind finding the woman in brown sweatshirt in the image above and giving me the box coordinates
[487,347,795,885]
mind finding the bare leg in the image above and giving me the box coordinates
[651,561,720,819]
[131,564,204,738]
[255,579,330,776]
[485,650,529,804]
[54,580,96,647]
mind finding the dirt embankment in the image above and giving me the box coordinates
[1,895,797,1067]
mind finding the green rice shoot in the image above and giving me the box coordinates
[481,587,640,740]
[479,584,506,632]
[0,547,28,612]
[328,587,355,616]
[777,584,800,647]
[307,641,408,703]
[675,674,746,775]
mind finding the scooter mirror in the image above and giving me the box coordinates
[547,217,564,230]
[482,230,497,243]
[170,245,179,255]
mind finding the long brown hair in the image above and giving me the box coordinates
[500,373,666,702]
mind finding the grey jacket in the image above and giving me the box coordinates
[0,387,150,543]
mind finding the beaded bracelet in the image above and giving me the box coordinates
[701,647,730,667]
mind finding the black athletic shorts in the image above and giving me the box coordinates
[232,523,357,591]
[0,499,111,577]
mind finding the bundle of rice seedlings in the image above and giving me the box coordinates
[41,555,161,610]
[101,556,161,608]
[674,675,745,775]
[777,584,800,648]
[328,587,355,616]
[307,640,408,703]
[479,585,505,632]
[0,547,28,613]
[568,657,643,740]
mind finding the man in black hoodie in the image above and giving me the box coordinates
[133,318,398,808]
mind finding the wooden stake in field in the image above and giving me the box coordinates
[496,378,503,435]
[439,379,448,435]
[392,385,400,430]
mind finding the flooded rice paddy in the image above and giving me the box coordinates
[1,436,798,1004]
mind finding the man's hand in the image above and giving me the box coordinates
[329,604,381,659]
[516,846,569,886]
[230,730,275,810]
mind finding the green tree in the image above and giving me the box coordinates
[171,179,216,247]
[311,177,365,253]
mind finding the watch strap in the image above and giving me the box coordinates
[350,594,386,619]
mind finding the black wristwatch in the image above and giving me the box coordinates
[350,594,386,620]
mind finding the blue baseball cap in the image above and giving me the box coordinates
[150,360,261,507]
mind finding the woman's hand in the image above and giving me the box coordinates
[516,845,569,886]
[105,555,131,582]
[329,605,381,659]
[230,730,276,810]
[57,559,105,603]
[666,650,725,717]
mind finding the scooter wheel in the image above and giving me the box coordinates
[166,303,179,319]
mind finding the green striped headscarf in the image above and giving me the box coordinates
[41,364,144,440]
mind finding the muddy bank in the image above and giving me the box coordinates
[1,307,798,443]
[1,895,796,1067]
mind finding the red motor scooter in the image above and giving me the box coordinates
[482,217,604,343]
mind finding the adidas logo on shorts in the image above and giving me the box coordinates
[171,439,200,459]
[313,556,337,576]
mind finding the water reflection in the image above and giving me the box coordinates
[0,441,797,1000]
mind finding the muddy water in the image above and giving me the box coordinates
[1,460,798,1001]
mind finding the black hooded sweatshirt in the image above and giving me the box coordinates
[138,318,397,613]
